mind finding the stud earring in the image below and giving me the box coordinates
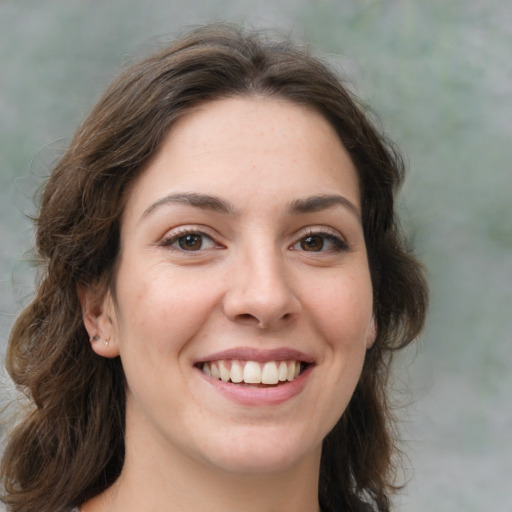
[103,338,110,346]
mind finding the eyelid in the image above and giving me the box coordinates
[159,225,223,250]
[158,224,348,252]
[290,227,349,252]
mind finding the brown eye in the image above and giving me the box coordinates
[292,232,348,253]
[300,235,324,252]
[162,230,217,252]
[178,234,203,251]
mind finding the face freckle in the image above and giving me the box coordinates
[103,96,375,477]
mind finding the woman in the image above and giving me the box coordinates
[1,23,428,512]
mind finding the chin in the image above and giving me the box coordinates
[208,450,313,476]
[197,427,322,476]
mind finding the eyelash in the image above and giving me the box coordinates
[160,227,219,252]
[159,227,349,253]
[291,229,349,253]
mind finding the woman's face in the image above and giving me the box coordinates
[96,97,375,476]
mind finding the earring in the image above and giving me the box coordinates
[103,338,110,346]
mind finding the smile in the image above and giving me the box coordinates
[200,360,307,385]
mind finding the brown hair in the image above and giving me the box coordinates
[1,23,427,512]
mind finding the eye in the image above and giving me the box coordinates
[292,231,348,252]
[299,235,326,252]
[162,231,217,251]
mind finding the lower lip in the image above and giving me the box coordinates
[197,366,312,406]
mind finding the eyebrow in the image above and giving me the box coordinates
[141,192,238,220]
[287,194,361,220]
[141,192,360,222]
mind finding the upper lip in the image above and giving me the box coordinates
[194,347,315,364]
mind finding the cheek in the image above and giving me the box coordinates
[112,258,227,359]
[306,270,374,341]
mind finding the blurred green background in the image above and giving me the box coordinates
[1,1,510,510]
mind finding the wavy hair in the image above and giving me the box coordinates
[1,23,428,512]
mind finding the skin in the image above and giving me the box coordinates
[81,96,376,512]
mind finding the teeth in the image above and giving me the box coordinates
[219,360,230,382]
[294,362,301,379]
[201,359,305,385]
[244,361,262,384]
[210,363,220,380]
[278,361,288,382]
[230,360,243,383]
[261,361,279,384]
[286,361,295,382]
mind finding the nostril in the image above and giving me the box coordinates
[234,311,294,327]
[239,313,255,320]
[236,313,259,323]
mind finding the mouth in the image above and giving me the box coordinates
[196,359,311,386]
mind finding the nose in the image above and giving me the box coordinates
[222,247,301,329]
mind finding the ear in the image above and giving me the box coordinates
[77,282,120,358]
[366,317,377,349]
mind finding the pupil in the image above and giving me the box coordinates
[179,234,202,250]
[301,235,323,251]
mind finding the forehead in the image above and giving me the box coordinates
[124,96,361,220]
